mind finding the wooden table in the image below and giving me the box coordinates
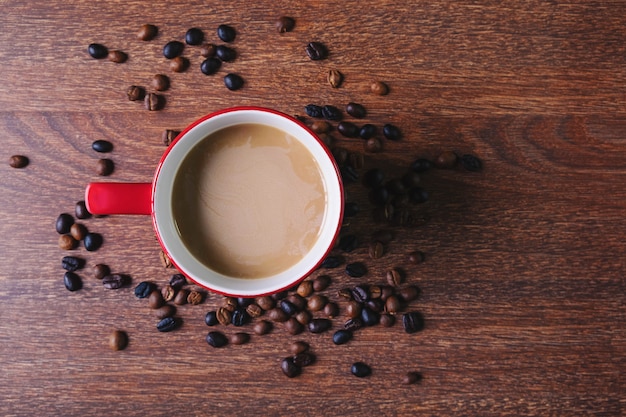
[2,1,625,415]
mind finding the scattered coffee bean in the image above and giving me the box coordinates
[161,129,179,146]
[109,330,128,351]
[206,331,228,347]
[296,280,313,298]
[173,288,189,305]
[403,311,425,333]
[103,274,128,289]
[134,281,156,299]
[61,256,84,272]
[93,263,110,280]
[126,85,145,101]
[271,291,288,301]
[351,362,372,377]
[216,45,236,62]
[333,329,352,345]
[324,302,339,318]
[253,319,273,335]
[224,73,244,90]
[307,294,327,312]
[83,232,103,251]
[293,352,316,367]
[383,124,401,141]
[185,27,204,45]
[358,124,376,140]
[308,318,332,333]
[368,241,384,259]
[217,24,236,42]
[312,275,331,292]
[145,93,163,111]
[321,256,342,269]
[154,304,176,319]
[159,250,173,268]
[246,303,263,318]
[295,310,312,325]
[304,104,323,118]
[200,57,221,75]
[372,229,394,244]
[398,285,421,303]
[281,357,301,378]
[150,74,169,91]
[161,285,175,301]
[148,290,164,309]
[341,165,359,183]
[346,262,367,278]
[361,306,380,326]
[231,308,250,326]
[256,296,275,311]
[56,213,74,234]
[408,250,425,264]
[337,121,359,138]
[169,56,189,72]
[88,43,108,59]
[169,274,186,290]
[346,301,362,319]
[205,311,219,326]
[370,81,389,95]
[107,50,127,63]
[90,140,112,154]
[435,150,458,169]
[289,341,309,355]
[344,317,364,331]
[268,307,289,323]
[343,102,366,119]
[310,120,330,134]
[59,234,78,250]
[305,41,328,60]
[369,285,382,299]
[322,105,342,121]
[9,155,29,168]
[200,43,216,58]
[157,317,181,332]
[386,268,404,287]
[461,154,483,172]
[408,187,429,204]
[328,69,343,88]
[216,307,232,325]
[380,313,396,327]
[381,285,395,301]
[63,271,82,291]
[70,223,87,241]
[230,332,250,345]
[285,317,304,335]
[351,285,369,303]
[187,290,204,305]
[276,16,296,33]
[385,295,402,314]
[279,299,298,316]
[333,146,349,164]
[96,158,114,176]
[137,24,158,41]
[163,40,184,59]
[365,137,383,153]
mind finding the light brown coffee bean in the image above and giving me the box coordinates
[371,80,389,95]
[402,371,423,385]
[151,74,170,91]
[285,317,304,335]
[169,56,189,72]
[187,290,204,305]
[93,263,110,280]
[385,295,402,314]
[216,307,232,325]
[96,158,114,176]
[200,43,216,58]
[224,297,238,312]
[308,294,327,312]
[380,313,395,327]
[161,284,175,302]
[137,24,158,41]
[256,296,276,311]
[346,301,361,319]
[159,250,173,268]
[296,280,314,298]
[369,285,382,299]
[109,330,128,351]
[323,301,339,318]
[59,234,78,250]
[310,120,330,134]
[328,69,343,88]
[435,151,458,169]
[294,310,312,325]
[70,223,87,241]
[408,250,426,264]
[9,155,29,168]
[144,93,162,111]
[246,303,263,318]
[126,85,145,101]
[398,285,421,302]
[365,137,383,153]
[253,320,273,335]
[268,307,289,323]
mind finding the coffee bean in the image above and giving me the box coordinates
[304,104,323,118]
[333,329,352,345]
[185,27,204,45]
[294,281,312,298]
[108,50,127,63]
[217,24,236,42]
[144,93,163,111]
[93,263,110,280]
[169,56,189,72]
[307,294,327,312]
[346,262,367,278]
[385,295,402,314]
[137,24,158,41]
[349,152,365,170]
[370,81,389,95]
[204,311,218,326]
[308,318,332,333]
[366,298,384,312]
[109,330,128,351]
[63,271,82,291]
[216,307,232,325]
[253,319,273,335]
[380,285,395,301]
[231,308,250,326]
[401,172,421,189]
[402,371,423,385]
[293,352,316,367]
[333,147,349,164]
[461,154,483,172]
[344,317,364,331]
[187,290,204,305]
[166,275,184,291]
[157,317,180,332]
[285,317,304,335]
[337,121,359,138]
[338,234,358,252]
[200,57,222,75]
[383,124,401,141]
[380,313,396,327]
[322,105,342,121]
[88,43,108,59]
[56,213,74,234]
[126,85,145,101]
[321,256,342,269]
[351,362,372,377]
[312,275,331,292]
[150,74,170,92]
[403,311,425,333]
[408,251,426,264]
[268,307,289,323]
[216,45,236,62]
[200,43,216,58]
[368,241,384,259]
[281,357,301,378]
[9,154,29,168]
[408,187,429,204]
[159,250,173,268]
[154,304,176,320]
[386,268,404,286]
[280,300,299,316]
[61,256,84,272]
[103,274,128,289]
[351,285,369,303]
[358,124,376,140]
[96,158,114,176]
[89,140,112,155]
[163,40,184,59]
[346,301,362,319]
[159,284,174,302]
[204,331,227,347]
[70,223,87,241]
[289,341,309,355]
[399,285,421,302]
[173,288,189,305]
[435,150,458,168]
[133,281,155,299]
[365,137,383,153]
[246,303,263,318]
[224,73,244,90]
[361,306,380,326]
[295,310,312,325]
[271,291,288,301]
[324,302,339,318]
[305,41,328,60]
[147,290,164,309]
[256,296,275,311]
[328,69,343,88]
[230,332,250,345]
[83,232,103,251]
[276,16,295,33]
[361,169,383,189]
[345,102,366,118]
[58,234,78,250]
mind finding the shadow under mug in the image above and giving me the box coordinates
[85,107,344,297]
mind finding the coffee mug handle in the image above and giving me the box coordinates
[85,182,152,215]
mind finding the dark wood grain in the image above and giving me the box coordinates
[2,1,626,416]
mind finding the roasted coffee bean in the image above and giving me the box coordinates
[268,307,289,323]
[56,213,74,234]
[90,140,113,154]
[134,281,156,299]
[295,310,312,325]
[154,304,176,319]
[386,268,404,287]
[383,124,401,140]
[88,43,108,59]
[408,250,426,264]
[380,285,395,301]
[256,296,275,311]
[246,303,263,318]
[157,317,180,332]
[305,41,328,60]
[380,313,396,327]
[276,16,295,33]
[366,299,384,312]
[345,102,366,118]
[159,250,173,268]
[174,288,189,305]
[285,317,304,335]
[151,74,170,91]
[103,274,128,289]
[289,341,310,355]
[109,330,128,351]
[435,150,458,169]
[369,285,382,299]
[312,275,331,292]
[200,57,221,75]
[361,306,380,326]
[169,274,186,290]
[341,165,359,183]
[161,284,175,302]
[224,73,244,90]
[287,294,307,310]
[403,311,425,333]
[402,371,423,385]
[216,307,232,325]
[370,80,389,95]
[359,124,377,139]
[307,294,327,312]
[351,362,372,377]
[217,24,236,42]
[224,297,238,311]
[310,120,330,134]
[230,332,250,345]
[253,319,273,335]
[333,329,352,345]
[216,45,236,62]
[308,318,332,333]
[144,93,163,111]
[63,271,82,291]
[74,202,91,221]
[368,241,384,259]
[281,357,301,378]
[185,27,204,45]
[385,295,402,314]
[408,187,429,204]
[338,234,358,252]
[126,85,145,101]
[351,285,369,303]
[328,69,343,88]
[338,288,353,300]
[322,105,342,121]
[321,256,342,269]
[83,232,103,251]
[61,256,84,272]
[337,121,359,138]
[162,129,179,146]
[163,40,184,59]
[200,43,216,58]
[344,202,359,217]
[272,290,288,301]
[206,331,228,347]
[232,308,250,326]
[305,104,323,118]
[324,302,339,318]
[461,154,483,172]
[96,158,114,176]
[346,301,362,319]
[399,285,421,302]
[9,155,29,168]
[280,300,299,316]
[363,169,384,188]
[236,297,253,307]
[187,290,204,305]
[169,56,189,72]
[296,280,314,298]
[148,290,164,309]
[108,50,127,63]
[365,137,383,153]
[59,234,78,250]
[293,352,316,367]
[369,186,390,206]
[411,158,433,173]
[205,311,219,326]
[70,223,87,241]
[346,262,367,278]
[137,24,158,41]
[93,263,110,280]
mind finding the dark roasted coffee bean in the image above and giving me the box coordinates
[253,319,273,335]
[338,234,358,252]
[108,50,127,63]
[83,232,102,251]
[408,250,426,264]
[385,295,402,314]
[154,304,176,319]
[285,317,304,335]
[276,16,295,33]
[321,256,342,269]
[281,357,301,378]
[307,294,327,312]
[237,297,253,308]
[163,40,184,59]
[380,313,396,327]
[74,201,91,220]
[91,140,113,153]
[169,56,189,72]
[161,284,175,302]
[93,263,109,280]
[151,74,170,91]
[157,317,180,332]
[62,256,84,272]
[408,187,429,204]
[344,201,359,217]
[322,105,342,121]
[144,93,163,111]
[58,234,77,250]
[403,311,425,333]
[230,332,250,345]
[63,271,82,291]
[205,311,219,326]
[88,43,108,59]
[365,137,383,153]
[346,262,367,278]
[371,81,389,95]
[280,300,299,316]
[9,155,29,168]
[305,104,323,118]
[293,352,316,367]
[305,41,328,60]
[215,45,236,62]
[461,154,483,172]
[344,317,363,331]
[337,121,359,138]
[383,124,401,140]
[224,73,243,90]
[134,281,156,299]
[148,290,164,309]
[324,302,339,318]
[369,186,390,206]
[200,43,216,58]
[345,102,366,118]
[333,329,352,345]
[206,331,228,347]
[272,290,288,301]
[109,330,128,351]
[103,274,127,289]
[287,294,307,311]
[137,24,158,41]
[361,306,380,326]
[386,268,404,287]
[187,290,204,305]
[359,124,377,140]
[312,275,331,292]
[216,307,232,325]
[56,213,74,234]
[185,27,204,45]
[173,288,189,305]
[435,150,458,169]
[169,273,186,290]
[351,362,372,377]
[368,241,384,259]
[351,285,369,303]
[126,85,145,101]
[411,158,433,173]
[268,307,289,323]
[308,318,332,333]
[96,158,114,176]
[217,24,236,42]
[341,165,359,183]
[366,298,384,312]
[399,285,421,302]
[200,57,221,75]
